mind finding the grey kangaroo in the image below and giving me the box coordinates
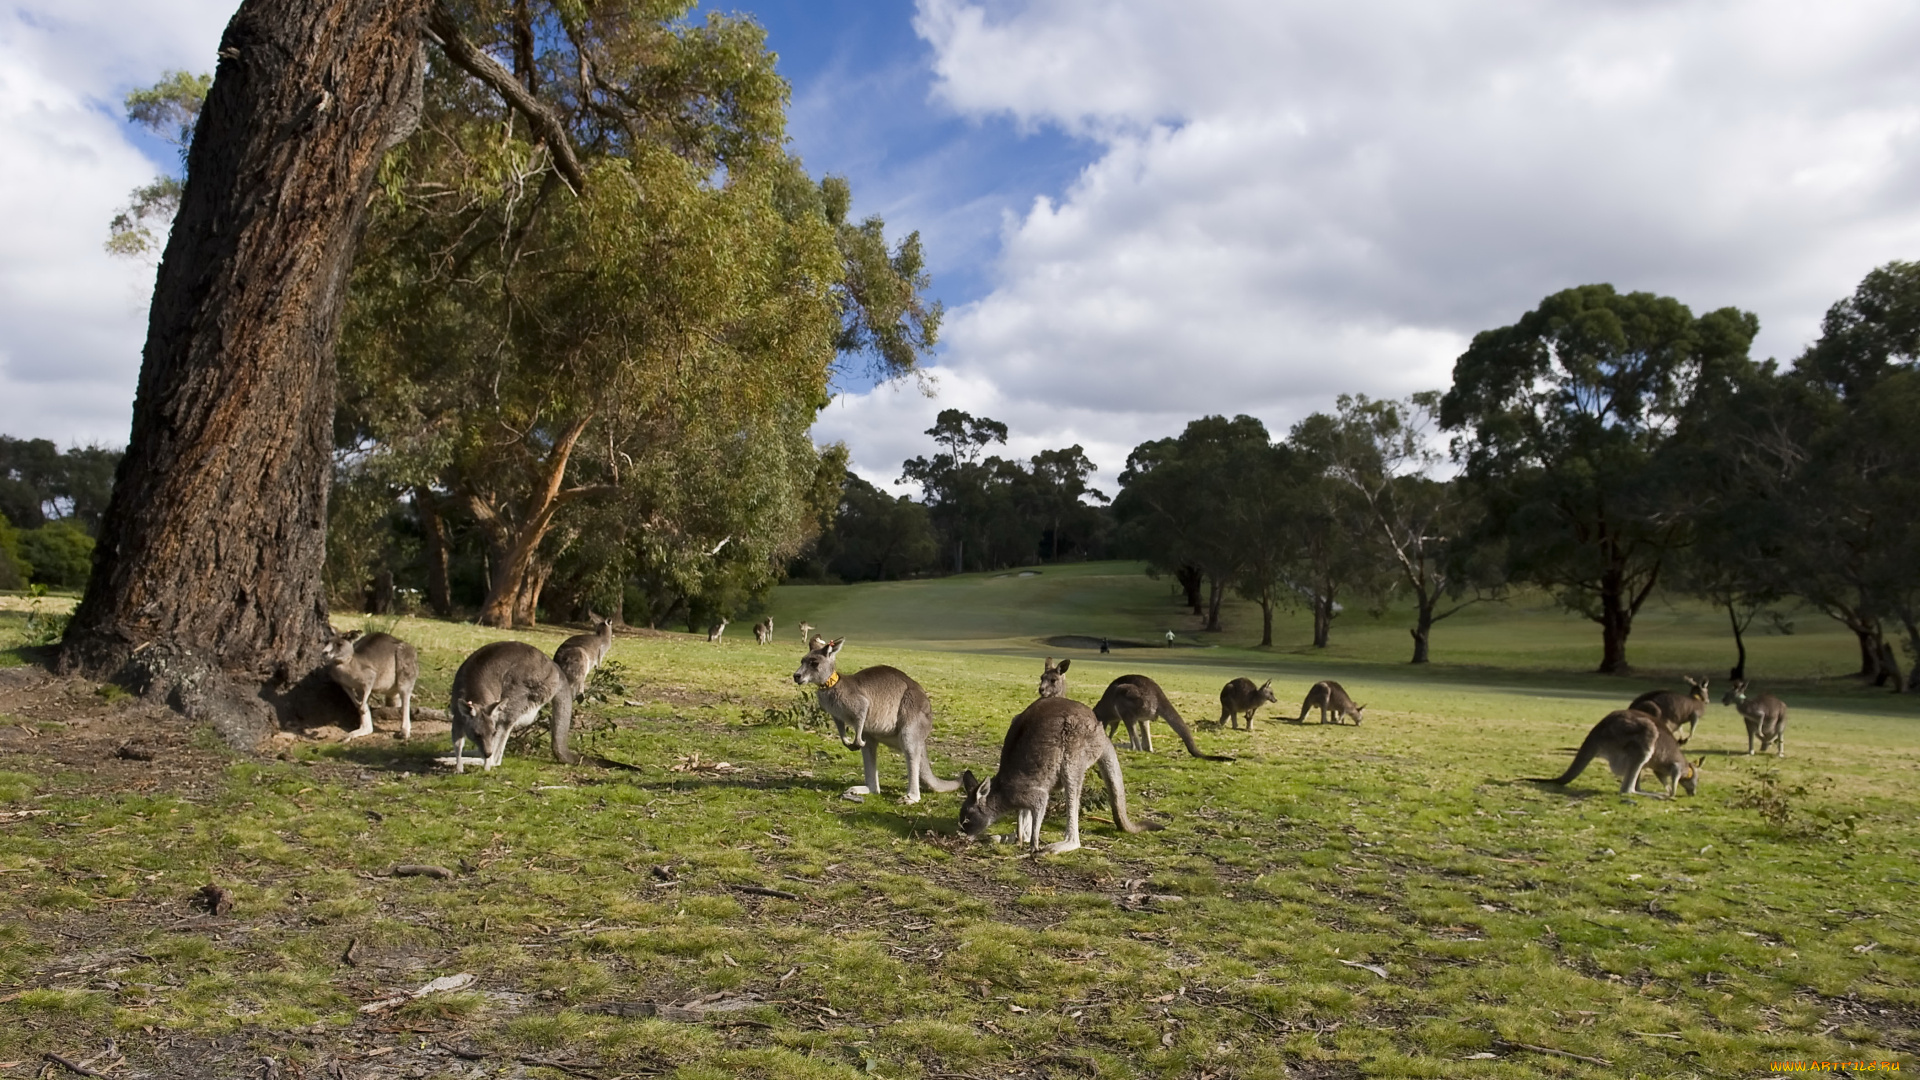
[1529,708,1699,798]
[448,642,580,773]
[324,630,418,741]
[1297,680,1364,725]
[1218,677,1277,730]
[958,696,1156,855]
[792,638,959,803]
[1092,675,1234,760]
[1628,675,1709,744]
[553,616,614,696]
[1723,680,1788,756]
[753,617,774,645]
[1038,657,1071,698]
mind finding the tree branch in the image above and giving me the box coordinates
[424,1,587,194]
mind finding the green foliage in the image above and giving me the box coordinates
[1730,769,1862,841]
[755,688,829,730]
[0,512,26,591]
[0,436,121,533]
[106,70,209,257]
[16,521,92,590]
[578,659,630,706]
[21,585,69,648]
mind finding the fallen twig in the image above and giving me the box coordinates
[391,864,454,880]
[1497,1040,1612,1066]
[730,884,801,901]
[359,972,475,1014]
[43,1053,109,1078]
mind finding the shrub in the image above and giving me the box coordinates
[16,520,93,589]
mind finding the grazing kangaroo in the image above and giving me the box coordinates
[1628,676,1709,744]
[1038,657,1070,699]
[1217,677,1277,730]
[553,616,614,696]
[1723,680,1788,756]
[792,638,959,803]
[706,618,728,642]
[448,642,579,773]
[324,630,419,741]
[958,696,1156,855]
[753,617,774,645]
[1529,709,1699,798]
[1092,675,1234,760]
[1296,680,1364,725]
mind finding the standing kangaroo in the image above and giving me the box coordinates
[1092,675,1234,760]
[1038,657,1071,698]
[798,621,815,644]
[753,617,774,645]
[324,630,419,741]
[553,616,614,696]
[707,618,728,643]
[448,642,579,773]
[792,638,959,803]
[1628,676,1708,744]
[1723,680,1788,756]
[959,696,1157,855]
[1217,677,1277,730]
[1296,680,1364,725]
[1529,709,1699,798]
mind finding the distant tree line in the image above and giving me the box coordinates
[790,409,1112,582]
[1114,263,1920,683]
[0,437,119,590]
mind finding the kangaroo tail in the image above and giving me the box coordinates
[1097,744,1160,833]
[550,689,580,765]
[920,757,960,793]
[1527,734,1597,786]
[1159,694,1235,762]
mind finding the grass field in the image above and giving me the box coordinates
[0,566,1915,1078]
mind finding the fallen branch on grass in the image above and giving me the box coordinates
[390,864,455,880]
[359,972,475,1014]
[730,884,801,901]
[585,996,762,1022]
[1496,1040,1612,1066]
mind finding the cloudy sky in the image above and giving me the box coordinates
[4,1,1920,497]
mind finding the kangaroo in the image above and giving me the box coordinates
[706,618,728,642]
[958,696,1156,855]
[753,617,774,645]
[1217,677,1277,730]
[553,616,614,696]
[448,641,579,773]
[1092,675,1234,760]
[1628,675,1708,744]
[792,638,959,803]
[1038,657,1071,698]
[1529,709,1699,798]
[1723,680,1788,756]
[798,620,815,644]
[1296,680,1364,725]
[323,630,419,741]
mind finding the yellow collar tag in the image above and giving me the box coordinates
[823,671,840,688]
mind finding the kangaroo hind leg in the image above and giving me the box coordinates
[1037,772,1084,856]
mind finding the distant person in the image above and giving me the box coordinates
[1100,638,1111,654]
[1165,630,1175,648]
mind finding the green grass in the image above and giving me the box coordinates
[0,565,1914,1077]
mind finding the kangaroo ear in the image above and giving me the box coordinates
[960,769,978,793]
[1259,679,1271,690]
[1056,659,1070,674]
[344,629,364,641]
[825,637,844,656]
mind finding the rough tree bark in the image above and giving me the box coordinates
[1176,565,1204,615]
[59,0,430,746]
[465,413,608,628]
[415,487,453,618]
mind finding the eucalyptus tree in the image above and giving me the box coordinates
[1305,393,1500,663]
[105,70,213,259]
[1440,284,1757,674]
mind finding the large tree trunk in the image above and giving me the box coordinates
[1205,575,1226,632]
[1258,593,1273,648]
[1726,601,1747,682]
[415,487,453,618]
[1311,595,1333,649]
[1410,595,1434,664]
[468,413,596,628]
[59,0,427,744]
[1597,590,1632,675]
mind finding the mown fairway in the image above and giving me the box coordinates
[0,566,1915,1078]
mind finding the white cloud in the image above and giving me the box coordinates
[818,0,1920,494]
[0,0,231,446]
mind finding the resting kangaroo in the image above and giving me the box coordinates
[1296,680,1364,725]
[958,696,1155,855]
[1723,680,1788,756]
[1092,675,1234,760]
[448,642,579,773]
[553,616,614,696]
[792,638,959,803]
[324,630,418,741]
[1628,675,1708,744]
[1529,709,1699,798]
[1218,677,1277,730]
[1038,657,1071,698]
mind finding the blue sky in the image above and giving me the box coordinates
[5,1,1920,497]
